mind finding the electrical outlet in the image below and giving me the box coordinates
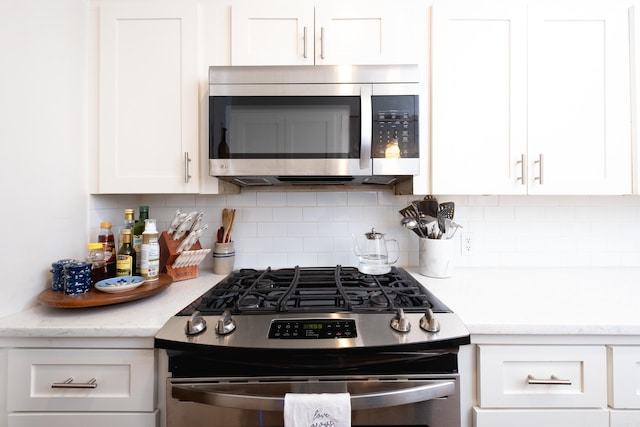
[461,232,473,256]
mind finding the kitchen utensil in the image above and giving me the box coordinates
[222,209,236,243]
[399,205,420,219]
[401,217,425,238]
[352,228,399,275]
[167,210,183,235]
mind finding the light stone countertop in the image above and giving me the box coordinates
[0,267,639,343]
[410,267,640,339]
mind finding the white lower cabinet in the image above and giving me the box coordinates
[475,408,609,427]
[608,346,640,427]
[6,348,157,427]
[475,345,608,427]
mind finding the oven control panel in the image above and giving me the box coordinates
[268,319,357,339]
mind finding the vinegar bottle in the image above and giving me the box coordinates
[116,229,136,277]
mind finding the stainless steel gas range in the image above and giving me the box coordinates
[155,266,470,427]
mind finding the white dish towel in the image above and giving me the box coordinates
[284,393,351,427]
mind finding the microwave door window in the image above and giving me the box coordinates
[211,96,360,160]
[231,109,286,157]
[284,106,351,156]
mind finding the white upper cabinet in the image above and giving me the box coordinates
[432,0,528,195]
[96,1,199,194]
[432,0,632,195]
[527,2,631,195]
[231,0,425,66]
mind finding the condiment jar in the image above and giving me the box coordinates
[86,242,107,285]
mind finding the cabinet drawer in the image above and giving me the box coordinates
[478,345,606,408]
[7,349,154,412]
[608,346,640,408]
[610,409,640,427]
[474,407,609,427]
[8,410,158,427]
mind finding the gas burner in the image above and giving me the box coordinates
[238,294,261,309]
[359,275,380,287]
[370,291,390,307]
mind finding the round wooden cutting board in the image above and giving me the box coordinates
[37,274,173,308]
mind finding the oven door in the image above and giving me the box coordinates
[167,375,461,427]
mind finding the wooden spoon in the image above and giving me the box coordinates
[225,209,236,243]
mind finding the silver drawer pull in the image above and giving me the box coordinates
[527,374,571,386]
[51,377,98,389]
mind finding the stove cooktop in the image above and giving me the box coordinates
[176,266,451,316]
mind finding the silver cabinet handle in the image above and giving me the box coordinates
[303,26,308,59]
[534,153,544,184]
[320,27,326,59]
[527,374,571,386]
[184,152,192,183]
[172,380,455,412]
[52,377,98,389]
[517,154,526,185]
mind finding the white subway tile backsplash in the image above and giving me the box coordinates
[88,193,640,271]
[317,192,348,206]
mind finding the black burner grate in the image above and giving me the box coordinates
[177,266,450,316]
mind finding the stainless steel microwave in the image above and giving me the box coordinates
[208,65,420,187]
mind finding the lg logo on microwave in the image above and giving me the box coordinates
[216,163,230,174]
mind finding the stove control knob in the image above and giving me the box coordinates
[185,311,207,336]
[420,308,440,333]
[216,310,236,335]
[390,308,411,333]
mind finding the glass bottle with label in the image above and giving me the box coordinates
[132,206,149,275]
[98,221,116,278]
[116,229,136,277]
[140,219,160,281]
[120,208,135,247]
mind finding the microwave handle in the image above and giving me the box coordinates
[171,380,455,412]
[360,86,372,171]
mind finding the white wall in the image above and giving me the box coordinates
[0,0,88,318]
[89,193,640,273]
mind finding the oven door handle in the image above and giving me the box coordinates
[171,381,455,412]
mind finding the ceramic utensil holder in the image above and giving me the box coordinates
[159,231,202,281]
[212,242,235,275]
[418,238,453,278]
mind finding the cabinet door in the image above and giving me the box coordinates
[608,346,640,409]
[231,1,314,65]
[98,1,199,193]
[432,0,528,194]
[314,0,425,65]
[527,2,631,195]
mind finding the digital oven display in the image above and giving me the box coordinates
[268,319,357,339]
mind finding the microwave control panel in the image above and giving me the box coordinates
[372,95,419,159]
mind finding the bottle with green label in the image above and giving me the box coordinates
[116,229,136,277]
[132,206,149,275]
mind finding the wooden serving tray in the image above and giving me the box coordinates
[37,274,173,308]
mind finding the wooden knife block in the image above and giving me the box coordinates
[159,231,202,281]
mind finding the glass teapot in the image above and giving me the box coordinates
[352,228,399,275]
